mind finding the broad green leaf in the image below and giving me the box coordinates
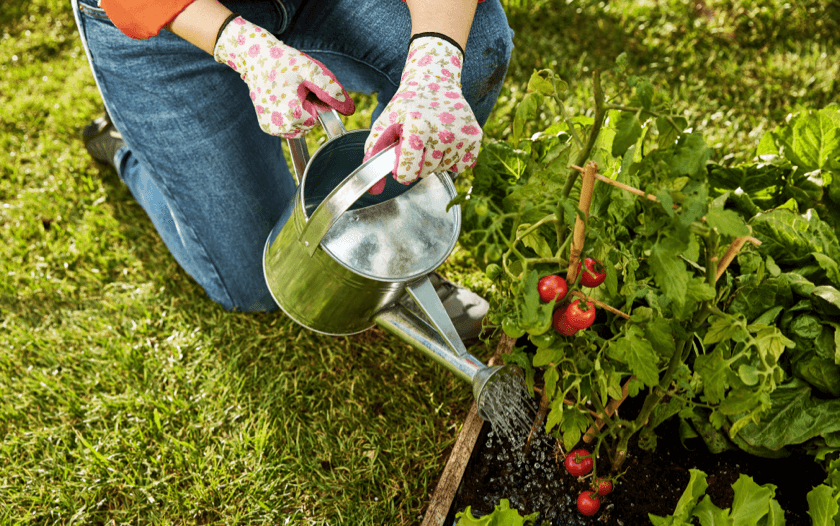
[516,223,554,259]
[813,253,840,288]
[729,475,775,526]
[612,110,643,158]
[718,388,763,416]
[806,485,839,526]
[812,286,840,314]
[456,498,540,526]
[705,209,751,238]
[635,80,654,110]
[611,327,660,387]
[657,116,688,150]
[694,495,734,526]
[545,395,564,434]
[543,366,559,400]
[561,407,590,450]
[695,347,729,404]
[513,92,540,144]
[527,70,556,96]
[775,108,840,172]
[756,499,785,526]
[704,316,740,345]
[673,469,709,522]
[533,347,564,368]
[728,276,793,323]
[650,242,689,305]
[670,133,711,176]
[735,378,840,451]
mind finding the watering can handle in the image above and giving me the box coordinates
[285,97,348,185]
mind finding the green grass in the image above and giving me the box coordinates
[1,0,838,523]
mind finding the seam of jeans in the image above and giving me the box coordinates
[78,2,110,20]
[301,48,401,91]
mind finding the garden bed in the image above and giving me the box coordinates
[445,394,824,525]
[421,338,826,525]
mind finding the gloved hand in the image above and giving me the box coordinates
[364,36,482,195]
[213,16,355,139]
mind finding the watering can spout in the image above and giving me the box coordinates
[373,276,523,421]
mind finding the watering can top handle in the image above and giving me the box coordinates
[298,144,397,257]
[286,97,348,185]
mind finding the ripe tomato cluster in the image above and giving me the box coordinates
[537,257,605,338]
[563,448,614,516]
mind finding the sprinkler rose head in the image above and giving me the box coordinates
[473,364,526,421]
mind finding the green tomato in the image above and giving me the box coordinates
[474,202,489,217]
[485,263,502,280]
[529,332,555,348]
[502,317,525,339]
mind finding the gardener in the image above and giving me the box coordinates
[72,0,514,340]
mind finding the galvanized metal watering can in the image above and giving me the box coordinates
[262,101,519,419]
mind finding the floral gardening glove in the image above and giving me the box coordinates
[213,16,355,139]
[364,36,482,195]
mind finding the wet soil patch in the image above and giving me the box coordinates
[448,390,825,525]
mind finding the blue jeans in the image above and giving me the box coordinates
[72,0,514,312]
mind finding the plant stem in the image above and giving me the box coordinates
[562,70,607,199]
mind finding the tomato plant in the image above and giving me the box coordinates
[454,61,840,484]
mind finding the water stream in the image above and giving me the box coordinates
[479,374,538,455]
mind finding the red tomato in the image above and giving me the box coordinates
[537,275,568,303]
[564,449,593,476]
[595,477,613,496]
[565,299,596,330]
[577,491,601,516]
[581,258,607,287]
[552,306,578,336]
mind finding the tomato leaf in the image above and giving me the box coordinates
[545,395,564,434]
[695,347,730,405]
[705,209,751,238]
[560,407,590,451]
[649,241,689,305]
[612,110,643,159]
[669,133,711,177]
[513,92,541,144]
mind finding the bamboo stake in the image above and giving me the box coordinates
[566,161,597,285]
[715,236,762,282]
[570,164,680,210]
[571,290,630,320]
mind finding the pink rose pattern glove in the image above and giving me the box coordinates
[364,36,482,194]
[213,17,355,139]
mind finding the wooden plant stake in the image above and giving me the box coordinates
[566,161,598,285]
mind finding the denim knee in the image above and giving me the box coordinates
[463,1,516,126]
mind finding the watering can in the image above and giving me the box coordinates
[262,100,520,420]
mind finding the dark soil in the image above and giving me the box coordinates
[446,390,826,525]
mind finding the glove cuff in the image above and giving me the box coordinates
[214,13,241,51]
[409,32,464,57]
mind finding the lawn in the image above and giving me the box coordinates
[1,0,838,524]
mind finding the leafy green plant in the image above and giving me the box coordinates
[648,469,785,525]
[457,60,840,482]
[456,499,540,526]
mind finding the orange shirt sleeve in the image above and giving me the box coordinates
[101,0,195,40]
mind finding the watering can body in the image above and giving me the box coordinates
[261,103,521,420]
[262,114,461,335]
